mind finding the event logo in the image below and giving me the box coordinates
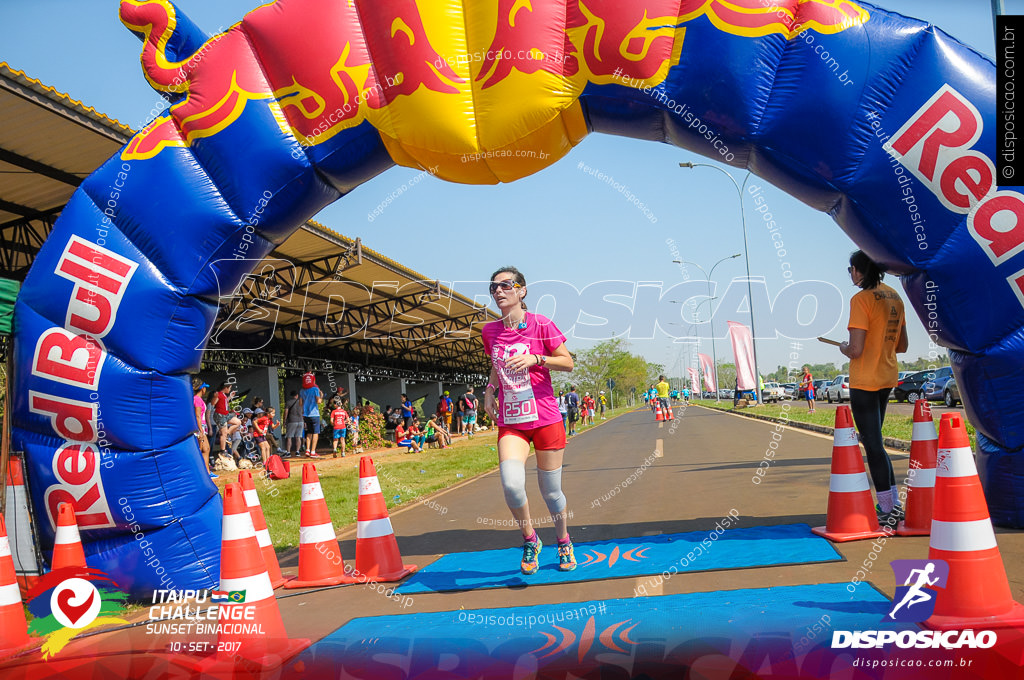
[885,559,948,622]
[26,567,128,659]
[833,558,997,650]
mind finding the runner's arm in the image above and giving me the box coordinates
[484,366,499,422]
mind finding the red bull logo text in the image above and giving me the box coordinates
[29,236,137,531]
[886,84,1024,310]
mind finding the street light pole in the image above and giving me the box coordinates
[679,162,761,403]
[673,254,740,401]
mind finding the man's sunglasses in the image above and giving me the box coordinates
[489,280,522,294]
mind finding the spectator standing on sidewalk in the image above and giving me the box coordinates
[461,386,479,438]
[283,390,303,456]
[839,250,909,525]
[301,371,324,457]
[400,394,414,428]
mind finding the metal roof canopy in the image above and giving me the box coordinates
[207,220,497,379]
[0,63,494,381]
[0,62,132,281]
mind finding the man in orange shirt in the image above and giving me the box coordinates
[840,251,909,525]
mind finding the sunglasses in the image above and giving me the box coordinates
[489,280,522,294]
[847,266,855,273]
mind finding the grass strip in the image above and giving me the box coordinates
[690,399,976,449]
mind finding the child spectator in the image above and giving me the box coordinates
[351,405,363,454]
[331,402,349,458]
[425,414,449,448]
[394,421,421,453]
[252,408,272,465]
[408,419,426,450]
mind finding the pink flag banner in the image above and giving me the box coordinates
[728,321,757,390]
[697,353,716,393]
[687,367,700,395]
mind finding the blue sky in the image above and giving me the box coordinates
[0,1,1009,377]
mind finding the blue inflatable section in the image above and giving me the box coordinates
[11,0,1019,599]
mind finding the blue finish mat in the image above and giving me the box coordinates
[395,523,843,594]
[285,583,911,677]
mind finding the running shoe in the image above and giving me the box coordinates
[875,503,904,529]
[557,540,577,572]
[521,536,542,575]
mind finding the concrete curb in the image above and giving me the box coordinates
[692,404,912,452]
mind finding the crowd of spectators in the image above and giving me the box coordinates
[194,368,492,473]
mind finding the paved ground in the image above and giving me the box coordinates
[273,403,1023,638]
[6,404,1022,676]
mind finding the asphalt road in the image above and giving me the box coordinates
[7,405,1021,677]
[277,403,1022,639]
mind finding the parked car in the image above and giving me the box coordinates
[823,375,850,403]
[922,366,955,402]
[763,382,785,403]
[942,377,961,407]
[718,388,735,400]
[893,370,933,403]
[780,383,799,399]
[812,379,831,398]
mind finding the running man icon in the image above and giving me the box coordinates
[888,563,939,618]
[886,559,949,622]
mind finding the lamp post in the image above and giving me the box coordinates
[673,255,739,401]
[678,162,761,403]
[668,295,717,399]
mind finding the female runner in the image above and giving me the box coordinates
[483,266,576,574]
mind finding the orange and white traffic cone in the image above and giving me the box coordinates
[924,413,1024,630]
[812,406,890,542]
[283,464,354,589]
[51,502,86,570]
[654,401,664,421]
[897,400,938,536]
[5,458,41,597]
[665,402,675,420]
[199,484,308,670]
[354,458,417,582]
[0,514,33,657]
[238,470,293,589]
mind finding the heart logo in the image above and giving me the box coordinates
[56,587,95,626]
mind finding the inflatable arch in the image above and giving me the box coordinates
[11,0,1015,596]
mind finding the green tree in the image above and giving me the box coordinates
[567,339,663,407]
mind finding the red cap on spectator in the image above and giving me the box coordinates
[302,372,315,389]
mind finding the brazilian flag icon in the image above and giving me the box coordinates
[227,591,246,603]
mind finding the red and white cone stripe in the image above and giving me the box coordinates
[0,535,21,608]
[0,514,32,655]
[833,425,858,448]
[812,406,887,542]
[911,420,938,442]
[924,413,1024,630]
[284,464,351,588]
[357,476,394,539]
[829,473,871,493]
[299,482,337,543]
[931,444,998,552]
[354,458,416,582]
[242,488,272,549]
[238,472,292,589]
